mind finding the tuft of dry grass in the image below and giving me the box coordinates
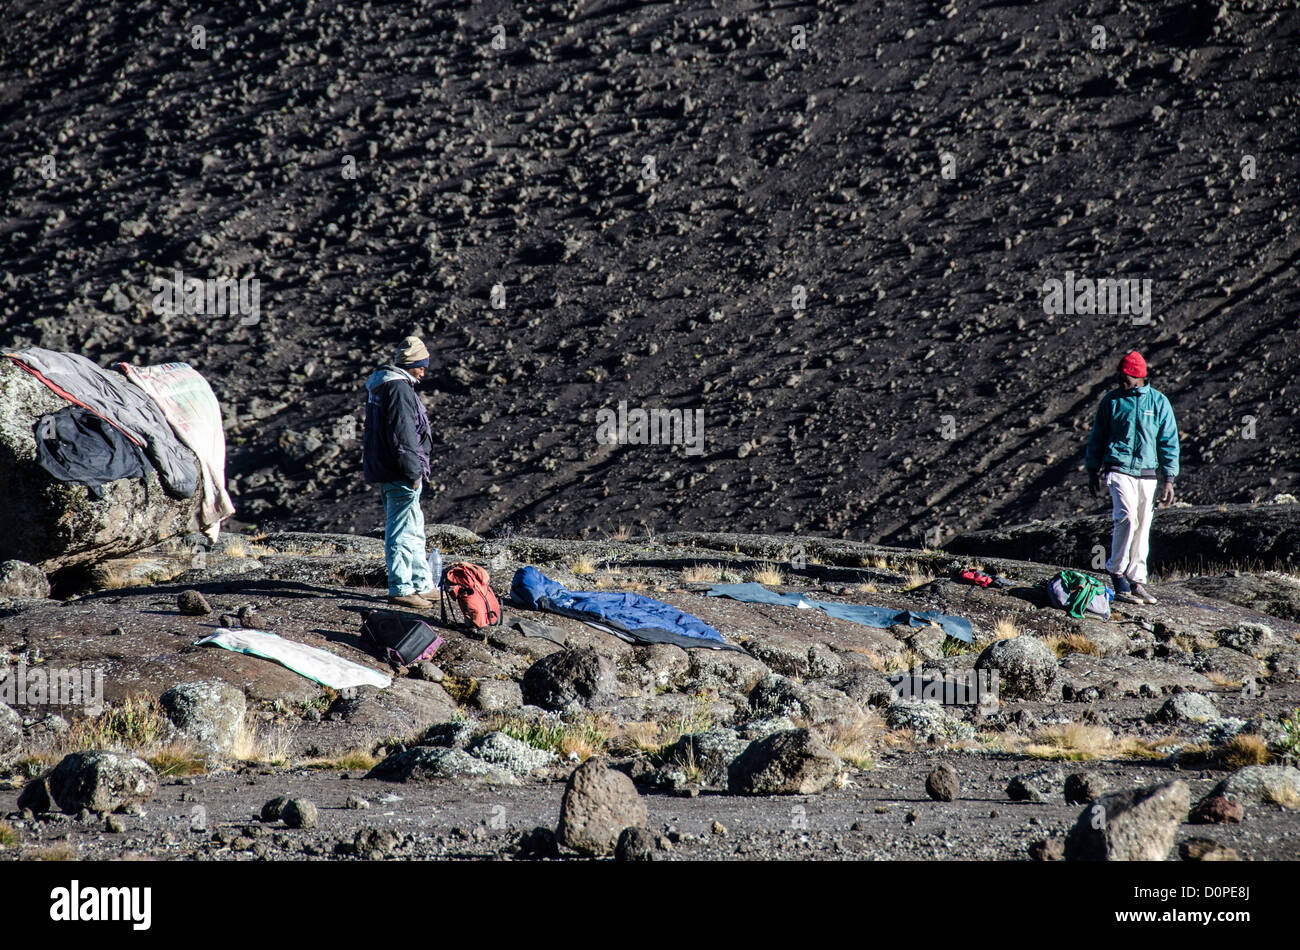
[819,709,880,769]
[1204,671,1245,689]
[0,821,18,848]
[1014,724,1173,762]
[608,524,633,541]
[29,843,77,861]
[750,562,784,586]
[230,718,291,766]
[145,741,208,777]
[1222,733,1269,769]
[300,749,379,771]
[851,582,879,595]
[990,617,1022,641]
[569,556,597,576]
[902,570,934,591]
[681,563,722,584]
[66,695,167,751]
[1043,633,1100,658]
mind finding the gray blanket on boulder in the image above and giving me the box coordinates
[6,347,198,498]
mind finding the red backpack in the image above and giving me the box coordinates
[439,562,503,630]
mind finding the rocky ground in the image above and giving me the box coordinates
[1,0,1298,545]
[2,526,1298,860]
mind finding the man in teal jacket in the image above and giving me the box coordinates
[1085,351,1180,605]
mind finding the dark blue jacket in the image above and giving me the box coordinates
[362,367,432,484]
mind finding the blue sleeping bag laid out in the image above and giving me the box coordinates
[509,567,744,652]
[705,582,974,643]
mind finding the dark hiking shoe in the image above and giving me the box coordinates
[388,594,433,609]
[1131,583,1158,604]
[1110,574,1142,604]
[417,589,439,599]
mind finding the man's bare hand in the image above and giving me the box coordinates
[1159,482,1174,506]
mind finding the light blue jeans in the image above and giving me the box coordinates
[381,480,434,597]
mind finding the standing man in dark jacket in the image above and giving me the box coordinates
[363,336,436,608]
[1084,350,1180,605]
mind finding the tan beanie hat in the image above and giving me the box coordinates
[394,336,430,367]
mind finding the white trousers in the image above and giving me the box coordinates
[1105,471,1158,583]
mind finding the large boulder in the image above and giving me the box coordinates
[557,758,647,856]
[159,680,246,756]
[727,728,840,795]
[46,750,159,814]
[522,648,617,711]
[1064,780,1190,861]
[364,747,517,784]
[976,637,1059,701]
[0,360,201,572]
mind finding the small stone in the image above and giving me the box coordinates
[1029,837,1065,861]
[260,796,289,822]
[711,820,727,836]
[615,825,659,861]
[104,814,126,833]
[282,798,318,829]
[1179,837,1239,861]
[344,795,370,810]
[1064,772,1109,805]
[1189,794,1243,824]
[178,590,212,615]
[925,763,960,801]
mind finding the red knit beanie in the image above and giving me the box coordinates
[1119,351,1147,378]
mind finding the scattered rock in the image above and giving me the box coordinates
[0,701,21,767]
[925,763,960,801]
[516,826,560,860]
[615,825,660,861]
[1028,837,1065,861]
[1155,691,1219,724]
[472,678,524,712]
[422,720,476,749]
[365,747,517,784]
[282,798,318,829]
[159,680,246,755]
[1208,765,1300,810]
[17,776,51,813]
[557,758,648,856]
[1189,794,1243,824]
[1064,780,1190,861]
[727,728,840,795]
[522,648,617,711]
[1007,766,1065,803]
[1064,772,1109,805]
[261,796,289,822]
[349,827,400,858]
[46,750,158,814]
[177,590,212,615]
[975,637,1059,701]
[885,701,975,742]
[662,729,750,787]
[1179,837,1239,861]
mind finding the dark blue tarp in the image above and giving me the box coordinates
[705,582,974,643]
[509,567,741,651]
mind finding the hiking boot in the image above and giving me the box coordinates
[1131,583,1158,605]
[418,589,440,599]
[1110,573,1142,604]
[388,593,433,609]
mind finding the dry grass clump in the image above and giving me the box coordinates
[608,524,633,541]
[569,556,597,576]
[1043,633,1100,657]
[819,708,880,770]
[299,749,379,771]
[902,570,934,591]
[1009,724,1173,762]
[681,563,723,583]
[145,741,208,777]
[751,562,784,586]
[1221,733,1269,769]
[0,821,18,848]
[28,843,77,861]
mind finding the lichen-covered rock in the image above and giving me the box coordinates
[557,758,647,856]
[1208,765,1300,810]
[0,360,201,572]
[1154,691,1219,724]
[976,637,1059,701]
[663,729,750,787]
[159,680,246,755]
[364,746,517,784]
[884,701,976,743]
[1064,780,1190,861]
[1007,766,1066,803]
[282,798,318,829]
[0,701,21,767]
[46,750,158,814]
[471,678,524,712]
[727,728,840,795]
[0,560,50,599]
[467,731,557,774]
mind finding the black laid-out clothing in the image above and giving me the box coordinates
[34,407,150,499]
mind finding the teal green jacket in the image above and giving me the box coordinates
[1085,385,1180,481]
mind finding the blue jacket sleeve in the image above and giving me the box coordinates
[386,383,426,483]
[1084,397,1109,472]
[1156,393,1179,480]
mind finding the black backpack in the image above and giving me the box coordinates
[360,610,445,666]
